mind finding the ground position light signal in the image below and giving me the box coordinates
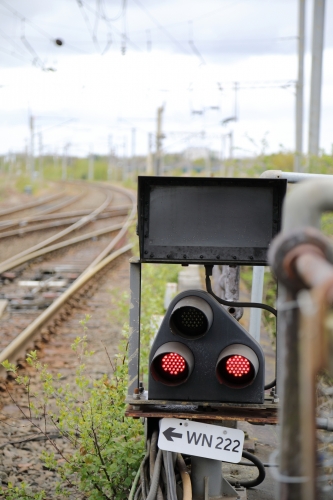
[148,290,265,404]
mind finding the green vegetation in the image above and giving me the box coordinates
[0,259,179,499]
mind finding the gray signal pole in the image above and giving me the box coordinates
[155,105,164,176]
[308,0,326,157]
[294,0,306,172]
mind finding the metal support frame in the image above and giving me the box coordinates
[191,456,243,499]
[128,258,141,396]
[213,265,243,320]
[248,266,265,342]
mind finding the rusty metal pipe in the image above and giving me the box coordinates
[269,178,333,500]
[295,253,333,292]
[282,178,333,230]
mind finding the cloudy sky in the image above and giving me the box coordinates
[0,0,332,159]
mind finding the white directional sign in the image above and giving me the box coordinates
[158,418,244,463]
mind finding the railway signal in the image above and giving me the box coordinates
[148,289,265,404]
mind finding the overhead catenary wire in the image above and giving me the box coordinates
[75,0,100,51]
[132,0,191,55]
[80,0,142,52]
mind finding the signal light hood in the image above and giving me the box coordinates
[150,341,194,386]
[169,295,213,339]
[216,344,259,389]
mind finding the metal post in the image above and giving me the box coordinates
[88,147,94,181]
[191,457,223,498]
[295,0,305,172]
[128,259,141,395]
[249,266,265,342]
[131,127,136,179]
[191,456,239,499]
[29,114,35,180]
[220,134,225,177]
[61,144,68,181]
[308,0,326,157]
[205,148,211,177]
[234,81,239,121]
[38,132,43,180]
[215,265,243,321]
[146,133,153,174]
[122,137,127,181]
[155,105,164,176]
[108,135,112,181]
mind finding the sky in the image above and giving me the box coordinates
[0,0,332,159]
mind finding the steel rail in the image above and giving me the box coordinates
[0,209,130,240]
[0,193,85,230]
[0,222,131,274]
[0,188,113,274]
[0,191,64,217]
[0,204,131,225]
[0,243,133,375]
[0,183,136,373]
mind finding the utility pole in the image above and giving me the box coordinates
[155,105,164,176]
[220,134,225,177]
[295,0,306,172]
[205,148,211,176]
[29,114,35,180]
[228,131,234,177]
[131,127,136,178]
[108,135,113,181]
[122,137,127,181]
[234,82,239,121]
[62,143,69,181]
[146,133,153,174]
[25,140,29,173]
[308,0,326,157]
[88,146,94,181]
[38,133,43,180]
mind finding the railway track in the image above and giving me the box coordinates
[0,181,136,375]
[0,181,137,497]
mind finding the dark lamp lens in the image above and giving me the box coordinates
[161,352,186,375]
[226,355,251,377]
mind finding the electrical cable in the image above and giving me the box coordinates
[264,379,276,391]
[134,484,142,500]
[146,449,163,500]
[149,431,164,500]
[228,450,266,488]
[205,268,277,317]
[140,440,150,500]
[176,453,192,500]
[129,466,141,500]
[163,451,178,500]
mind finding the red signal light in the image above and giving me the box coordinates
[216,344,259,389]
[226,355,251,377]
[161,353,186,376]
[150,342,194,386]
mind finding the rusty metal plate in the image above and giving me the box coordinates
[125,402,278,424]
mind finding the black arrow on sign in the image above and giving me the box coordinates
[163,427,183,442]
